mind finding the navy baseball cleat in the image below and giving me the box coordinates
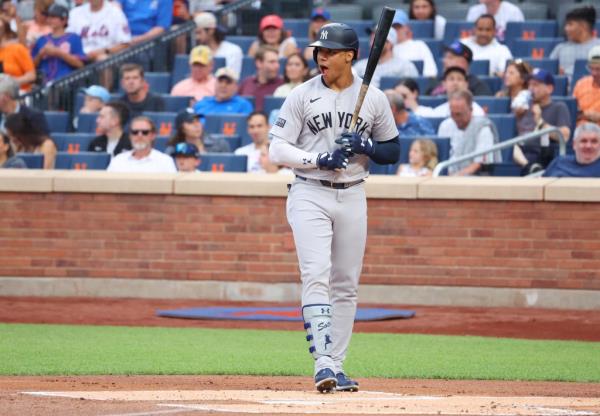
[335,372,359,392]
[314,368,337,393]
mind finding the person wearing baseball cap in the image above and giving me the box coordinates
[32,3,86,82]
[194,12,243,79]
[172,142,201,172]
[303,7,332,61]
[170,45,216,101]
[391,9,438,77]
[193,67,253,117]
[248,14,297,58]
[427,40,492,96]
[572,45,600,126]
[80,85,111,113]
[165,108,230,157]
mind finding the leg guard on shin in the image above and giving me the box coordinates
[302,304,333,359]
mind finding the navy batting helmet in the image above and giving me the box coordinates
[309,23,359,63]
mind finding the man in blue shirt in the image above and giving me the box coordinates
[385,89,434,137]
[193,67,254,117]
[544,123,600,177]
[32,4,86,82]
[117,0,173,44]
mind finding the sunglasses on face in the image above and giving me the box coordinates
[130,129,152,136]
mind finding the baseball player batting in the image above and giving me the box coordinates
[269,20,400,393]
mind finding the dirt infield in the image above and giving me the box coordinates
[1,296,600,415]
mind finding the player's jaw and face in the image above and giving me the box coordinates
[316,48,353,85]
[247,114,270,146]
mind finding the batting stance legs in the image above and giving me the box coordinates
[287,180,366,392]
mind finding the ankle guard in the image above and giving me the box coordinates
[302,304,333,359]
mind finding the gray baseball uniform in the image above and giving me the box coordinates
[269,74,397,376]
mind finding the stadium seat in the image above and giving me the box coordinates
[209,134,242,152]
[369,159,391,175]
[204,113,250,145]
[379,76,431,94]
[553,76,568,96]
[357,36,371,59]
[411,60,424,75]
[488,114,517,141]
[199,153,248,172]
[44,111,70,133]
[519,2,549,20]
[283,18,309,37]
[15,153,43,169]
[346,20,374,38]
[327,4,362,20]
[162,95,193,113]
[552,96,577,133]
[52,133,96,153]
[470,60,490,76]
[510,58,559,75]
[171,55,226,86]
[512,38,562,59]
[227,36,255,52]
[474,96,510,114]
[76,112,98,133]
[571,59,588,90]
[418,96,446,108]
[54,151,111,170]
[143,72,171,94]
[504,21,558,49]
[442,20,474,45]
[487,162,522,176]
[264,96,286,116]
[409,20,434,39]
[424,39,443,58]
[153,136,169,152]
[479,76,503,94]
[436,3,471,21]
[142,111,177,137]
[425,117,446,132]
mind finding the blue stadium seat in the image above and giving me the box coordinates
[52,133,96,153]
[171,55,226,86]
[511,58,559,74]
[410,20,434,39]
[199,153,248,172]
[227,36,255,52]
[379,76,432,94]
[346,20,374,38]
[15,153,43,169]
[142,112,177,137]
[54,151,110,170]
[153,136,169,152]
[44,111,70,133]
[552,76,568,96]
[423,39,443,58]
[418,96,446,108]
[76,112,98,133]
[571,59,588,90]
[264,96,286,115]
[162,94,193,113]
[487,162,522,176]
[209,134,242,152]
[512,38,562,58]
[144,72,171,94]
[488,114,517,141]
[357,36,370,59]
[283,18,309,37]
[425,117,446,132]
[474,96,510,114]
[504,21,558,49]
[204,113,250,145]
[411,60,424,75]
[369,159,390,175]
[442,20,474,45]
[479,76,503,94]
[470,60,490,76]
[552,96,577,133]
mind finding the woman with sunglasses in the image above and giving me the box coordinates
[496,59,535,135]
[165,108,230,156]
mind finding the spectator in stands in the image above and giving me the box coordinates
[0,19,36,91]
[248,14,297,59]
[513,68,571,175]
[427,41,492,96]
[0,130,26,168]
[238,46,284,111]
[303,7,331,61]
[116,0,173,45]
[165,107,230,155]
[497,59,535,135]
[234,111,269,173]
[118,63,165,118]
[409,0,445,41]
[391,9,437,78]
[550,6,600,81]
[194,12,242,79]
[385,89,434,136]
[67,0,131,62]
[431,67,486,117]
[394,78,435,117]
[573,46,600,125]
[80,85,111,114]
[396,138,438,177]
[170,45,216,102]
[461,14,512,77]
[438,89,501,175]
[466,0,524,41]
[257,141,292,175]
[0,74,49,135]
[274,52,310,97]
[22,0,52,49]
[32,4,85,82]
[88,101,131,157]
[5,112,56,169]
[543,122,600,177]
[172,142,201,172]
[354,27,418,89]
[193,67,253,116]
[107,116,177,172]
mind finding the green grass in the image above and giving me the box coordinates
[1,323,599,382]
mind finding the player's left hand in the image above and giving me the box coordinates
[335,132,376,156]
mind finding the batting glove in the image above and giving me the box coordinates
[317,149,349,171]
[335,132,376,156]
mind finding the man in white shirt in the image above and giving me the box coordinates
[466,0,524,41]
[234,111,270,173]
[438,90,500,175]
[353,26,418,89]
[462,14,513,77]
[107,116,177,173]
[194,12,243,79]
[67,0,131,61]
[391,9,437,78]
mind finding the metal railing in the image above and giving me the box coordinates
[432,127,567,177]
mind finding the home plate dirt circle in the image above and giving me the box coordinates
[24,390,600,415]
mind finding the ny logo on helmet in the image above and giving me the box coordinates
[320,30,328,40]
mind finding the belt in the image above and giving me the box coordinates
[295,175,364,189]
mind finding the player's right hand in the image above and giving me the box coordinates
[317,150,349,171]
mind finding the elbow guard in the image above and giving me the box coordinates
[370,137,400,165]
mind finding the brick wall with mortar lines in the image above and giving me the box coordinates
[1,192,599,289]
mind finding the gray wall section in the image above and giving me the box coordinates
[1,277,599,310]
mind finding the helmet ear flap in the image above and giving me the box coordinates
[313,47,319,65]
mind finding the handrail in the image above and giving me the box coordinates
[432,126,566,177]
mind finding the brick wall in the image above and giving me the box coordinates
[1,192,599,289]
